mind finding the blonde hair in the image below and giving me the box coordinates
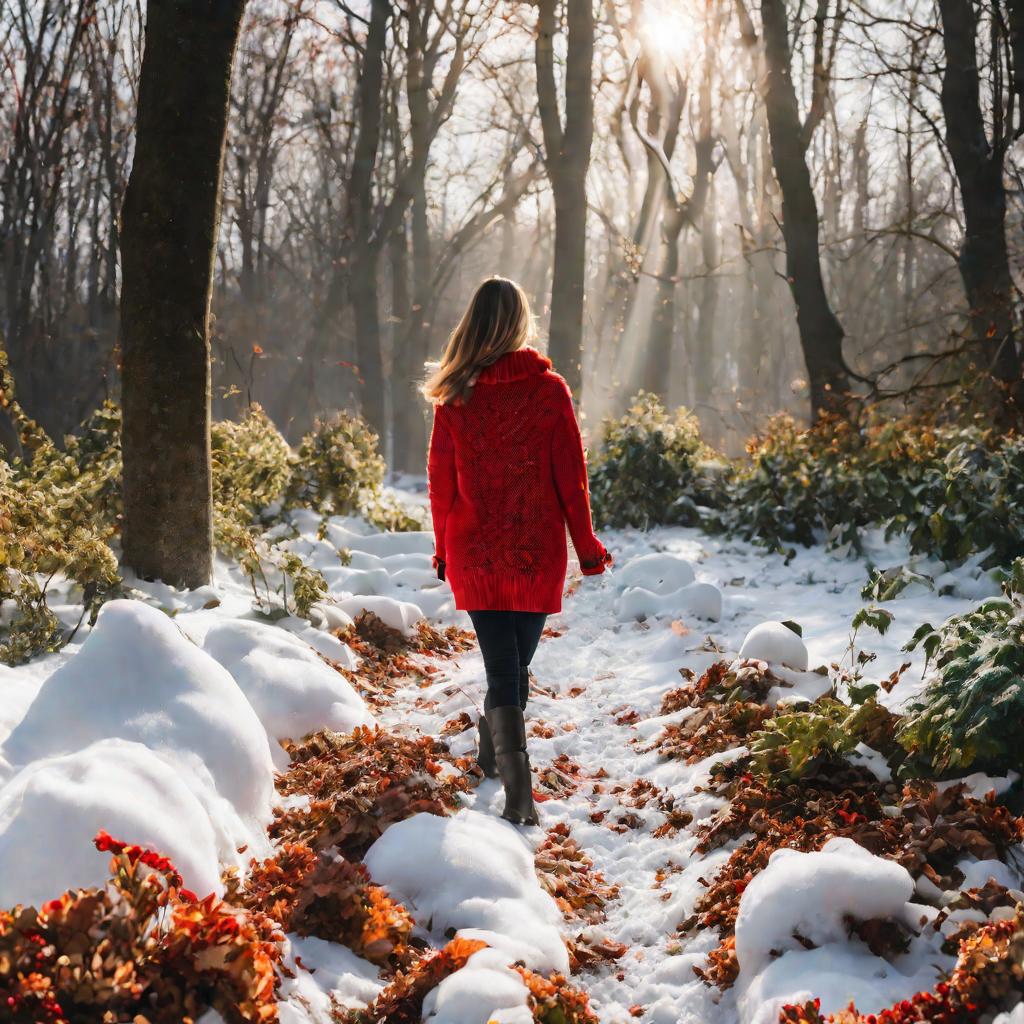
[422,276,536,405]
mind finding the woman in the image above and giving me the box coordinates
[423,277,611,826]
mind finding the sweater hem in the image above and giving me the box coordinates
[450,569,565,614]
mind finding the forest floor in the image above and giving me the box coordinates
[0,501,1017,1024]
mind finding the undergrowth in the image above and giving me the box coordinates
[0,350,421,663]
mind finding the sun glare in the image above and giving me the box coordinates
[636,0,700,69]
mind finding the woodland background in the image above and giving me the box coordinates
[4,0,1023,477]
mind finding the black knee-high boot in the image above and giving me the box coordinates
[476,715,498,778]
[485,704,538,825]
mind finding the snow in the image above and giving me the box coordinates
[738,620,810,671]
[422,947,530,1023]
[1,503,1011,1024]
[343,529,435,557]
[203,617,373,765]
[616,580,723,622]
[614,552,697,593]
[735,838,915,974]
[364,810,569,973]
[335,593,425,634]
[0,739,227,906]
[2,600,275,851]
[734,838,939,1024]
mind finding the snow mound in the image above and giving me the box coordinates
[336,567,392,596]
[617,581,723,622]
[735,838,931,1024]
[735,838,914,973]
[615,553,696,594]
[0,739,228,907]
[422,947,530,1023]
[738,621,809,671]
[2,599,275,835]
[308,602,356,634]
[364,810,568,973]
[336,594,424,634]
[345,530,435,557]
[203,618,374,766]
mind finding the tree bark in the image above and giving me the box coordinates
[760,0,849,419]
[938,0,1022,401]
[536,0,594,394]
[643,207,684,396]
[346,0,391,437]
[120,0,246,588]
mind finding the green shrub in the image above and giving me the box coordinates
[714,412,1023,567]
[363,490,428,533]
[0,356,122,665]
[589,392,722,529]
[893,432,1024,567]
[211,403,291,520]
[897,559,1024,778]
[286,413,385,516]
[748,695,899,783]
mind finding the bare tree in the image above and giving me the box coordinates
[120,0,247,588]
[536,0,594,394]
[938,0,1023,412]
[631,20,719,401]
[758,0,850,418]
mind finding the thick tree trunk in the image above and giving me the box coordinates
[938,0,1022,402]
[120,0,246,588]
[550,185,589,389]
[536,0,594,395]
[760,0,849,420]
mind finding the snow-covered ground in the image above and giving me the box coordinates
[0,506,1016,1022]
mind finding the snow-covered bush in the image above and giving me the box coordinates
[734,838,927,1024]
[898,561,1024,777]
[739,620,809,671]
[780,905,1024,1024]
[364,810,569,973]
[589,392,722,529]
[0,600,275,891]
[202,618,373,763]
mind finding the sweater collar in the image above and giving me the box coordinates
[476,346,552,384]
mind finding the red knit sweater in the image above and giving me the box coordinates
[427,346,609,613]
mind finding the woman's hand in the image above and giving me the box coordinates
[579,547,612,576]
[433,554,447,582]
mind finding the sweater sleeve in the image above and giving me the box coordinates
[427,406,457,566]
[550,382,610,574]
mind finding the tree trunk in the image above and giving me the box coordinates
[938,0,1022,402]
[549,183,590,389]
[643,208,683,397]
[760,0,849,420]
[695,192,721,404]
[536,0,594,395]
[120,0,246,588]
[347,0,390,436]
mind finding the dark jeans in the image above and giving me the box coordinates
[468,610,548,710]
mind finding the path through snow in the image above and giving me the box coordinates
[0,512,1007,1023]
[373,523,988,1023]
